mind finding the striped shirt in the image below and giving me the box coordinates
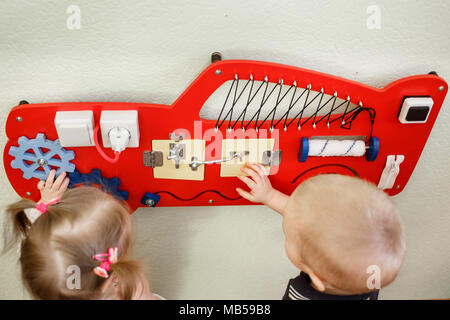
[283,272,379,300]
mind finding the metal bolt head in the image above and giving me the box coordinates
[145,199,155,207]
[215,69,222,75]
[26,192,31,196]
[438,85,444,91]
[396,185,401,189]
[209,199,214,204]
[211,52,222,63]
[37,158,47,167]
[16,116,22,122]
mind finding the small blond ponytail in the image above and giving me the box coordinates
[109,259,147,299]
[2,198,37,254]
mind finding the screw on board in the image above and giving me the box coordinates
[37,158,48,167]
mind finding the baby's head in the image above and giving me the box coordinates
[4,186,145,299]
[282,174,405,294]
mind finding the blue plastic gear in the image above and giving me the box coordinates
[9,133,76,180]
[68,168,129,201]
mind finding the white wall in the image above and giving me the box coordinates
[0,0,449,299]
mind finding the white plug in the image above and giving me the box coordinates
[108,127,131,153]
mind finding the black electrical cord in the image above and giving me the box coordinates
[292,164,359,184]
[154,190,242,201]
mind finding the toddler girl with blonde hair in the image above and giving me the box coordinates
[3,170,163,300]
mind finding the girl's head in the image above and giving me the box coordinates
[3,186,145,299]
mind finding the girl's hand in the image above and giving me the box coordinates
[236,163,275,205]
[37,170,70,203]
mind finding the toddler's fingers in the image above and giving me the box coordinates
[240,166,261,184]
[257,163,268,173]
[248,163,266,177]
[37,180,45,190]
[237,175,256,189]
[45,169,56,189]
[236,188,255,202]
[256,163,270,176]
[59,177,70,193]
[51,172,66,191]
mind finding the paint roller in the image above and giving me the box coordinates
[298,136,379,162]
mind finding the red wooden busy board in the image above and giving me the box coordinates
[3,59,448,211]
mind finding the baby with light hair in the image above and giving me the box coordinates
[236,164,405,299]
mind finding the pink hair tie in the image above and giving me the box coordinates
[92,247,118,279]
[35,198,60,213]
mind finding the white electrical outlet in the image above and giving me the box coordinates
[100,110,140,148]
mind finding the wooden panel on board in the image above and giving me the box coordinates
[220,139,274,177]
[152,139,205,180]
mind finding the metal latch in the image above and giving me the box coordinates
[261,150,282,166]
[169,132,185,142]
[167,143,185,169]
[189,151,249,171]
[143,151,163,168]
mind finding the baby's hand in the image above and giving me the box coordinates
[236,163,275,205]
[37,169,70,203]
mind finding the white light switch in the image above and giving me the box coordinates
[54,111,94,147]
[398,97,433,124]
